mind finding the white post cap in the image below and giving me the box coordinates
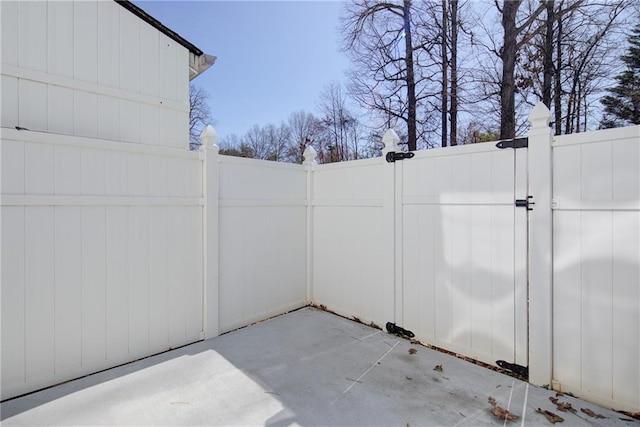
[303,145,317,164]
[200,125,219,150]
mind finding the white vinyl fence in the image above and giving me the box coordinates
[552,125,640,411]
[1,129,204,400]
[310,156,394,328]
[400,142,528,368]
[2,104,638,412]
[214,154,308,333]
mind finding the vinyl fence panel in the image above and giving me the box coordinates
[552,125,640,411]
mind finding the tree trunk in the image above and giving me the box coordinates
[450,0,458,146]
[554,11,562,135]
[543,0,554,108]
[500,0,521,139]
[441,0,448,148]
[404,0,417,151]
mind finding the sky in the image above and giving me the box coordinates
[134,0,351,143]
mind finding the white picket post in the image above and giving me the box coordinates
[527,103,554,386]
[381,129,401,323]
[303,146,317,303]
[201,125,220,338]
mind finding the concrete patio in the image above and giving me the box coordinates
[1,307,634,426]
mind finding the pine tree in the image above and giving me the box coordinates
[600,20,640,128]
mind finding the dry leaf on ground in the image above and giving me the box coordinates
[491,406,519,421]
[618,411,640,420]
[433,364,443,371]
[488,396,497,406]
[408,348,417,355]
[536,408,564,424]
[580,408,605,419]
[549,397,575,413]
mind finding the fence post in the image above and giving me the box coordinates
[303,146,317,303]
[381,129,401,323]
[527,102,553,386]
[201,125,220,339]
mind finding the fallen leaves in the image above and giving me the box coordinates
[549,397,576,413]
[408,348,417,355]
[618,410,640,420]
[488,396,519,421]
[536,408,564,424]
[580,408,605,419]
[491,406,519,421]
[433,364,443,371]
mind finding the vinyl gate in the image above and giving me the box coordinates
[397,139,529,369]
[311,132,531,371]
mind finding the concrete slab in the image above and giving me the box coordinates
[1,307,635,426]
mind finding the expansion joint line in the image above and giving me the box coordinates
[342,341,400,394]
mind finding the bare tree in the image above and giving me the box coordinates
[189,84,214,149]
[518,0,632,133]
[264,123,291,162]
[286,111,318,164]
[316,82,362,162]
[242,124,271,160]
[342,0,440,151]
[450,0,459,146]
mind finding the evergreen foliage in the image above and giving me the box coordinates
[600,20,640,127]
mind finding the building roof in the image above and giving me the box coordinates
[115,0,216,80]
[115,0,203,55]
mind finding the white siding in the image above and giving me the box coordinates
[1,0,191,149]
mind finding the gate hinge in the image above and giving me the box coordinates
[495,137,528,149]
[515,195,534,211]
[496,360,529,378]
[386,151,415,163]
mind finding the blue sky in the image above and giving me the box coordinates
[134,0,350,142]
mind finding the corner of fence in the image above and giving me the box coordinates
[303,145,317,303]
[201,125,220,339]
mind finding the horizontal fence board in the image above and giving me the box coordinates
[552,198,640,211]
[1,128,202,159]
[1,195,204,206]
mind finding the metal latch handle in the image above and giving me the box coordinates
[515,196,534,211]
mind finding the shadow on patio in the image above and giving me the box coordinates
[1,307,631,426]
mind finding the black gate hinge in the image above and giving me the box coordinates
[496,360,529,378]
[386,151,415,163]
[495,137,528,149]
[515,195,534,211]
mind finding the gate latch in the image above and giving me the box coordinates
[515,196,534,211]
[386,151,415,163]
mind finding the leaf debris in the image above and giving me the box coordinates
[580,408,605,419]
[536,408,564,423]
[617,410,640,420]
[433,364,443,371]
[408,348,417,355]
[549,397,576,413]
[491,406,519,421]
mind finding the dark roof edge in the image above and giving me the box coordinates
[115,0,204,56]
